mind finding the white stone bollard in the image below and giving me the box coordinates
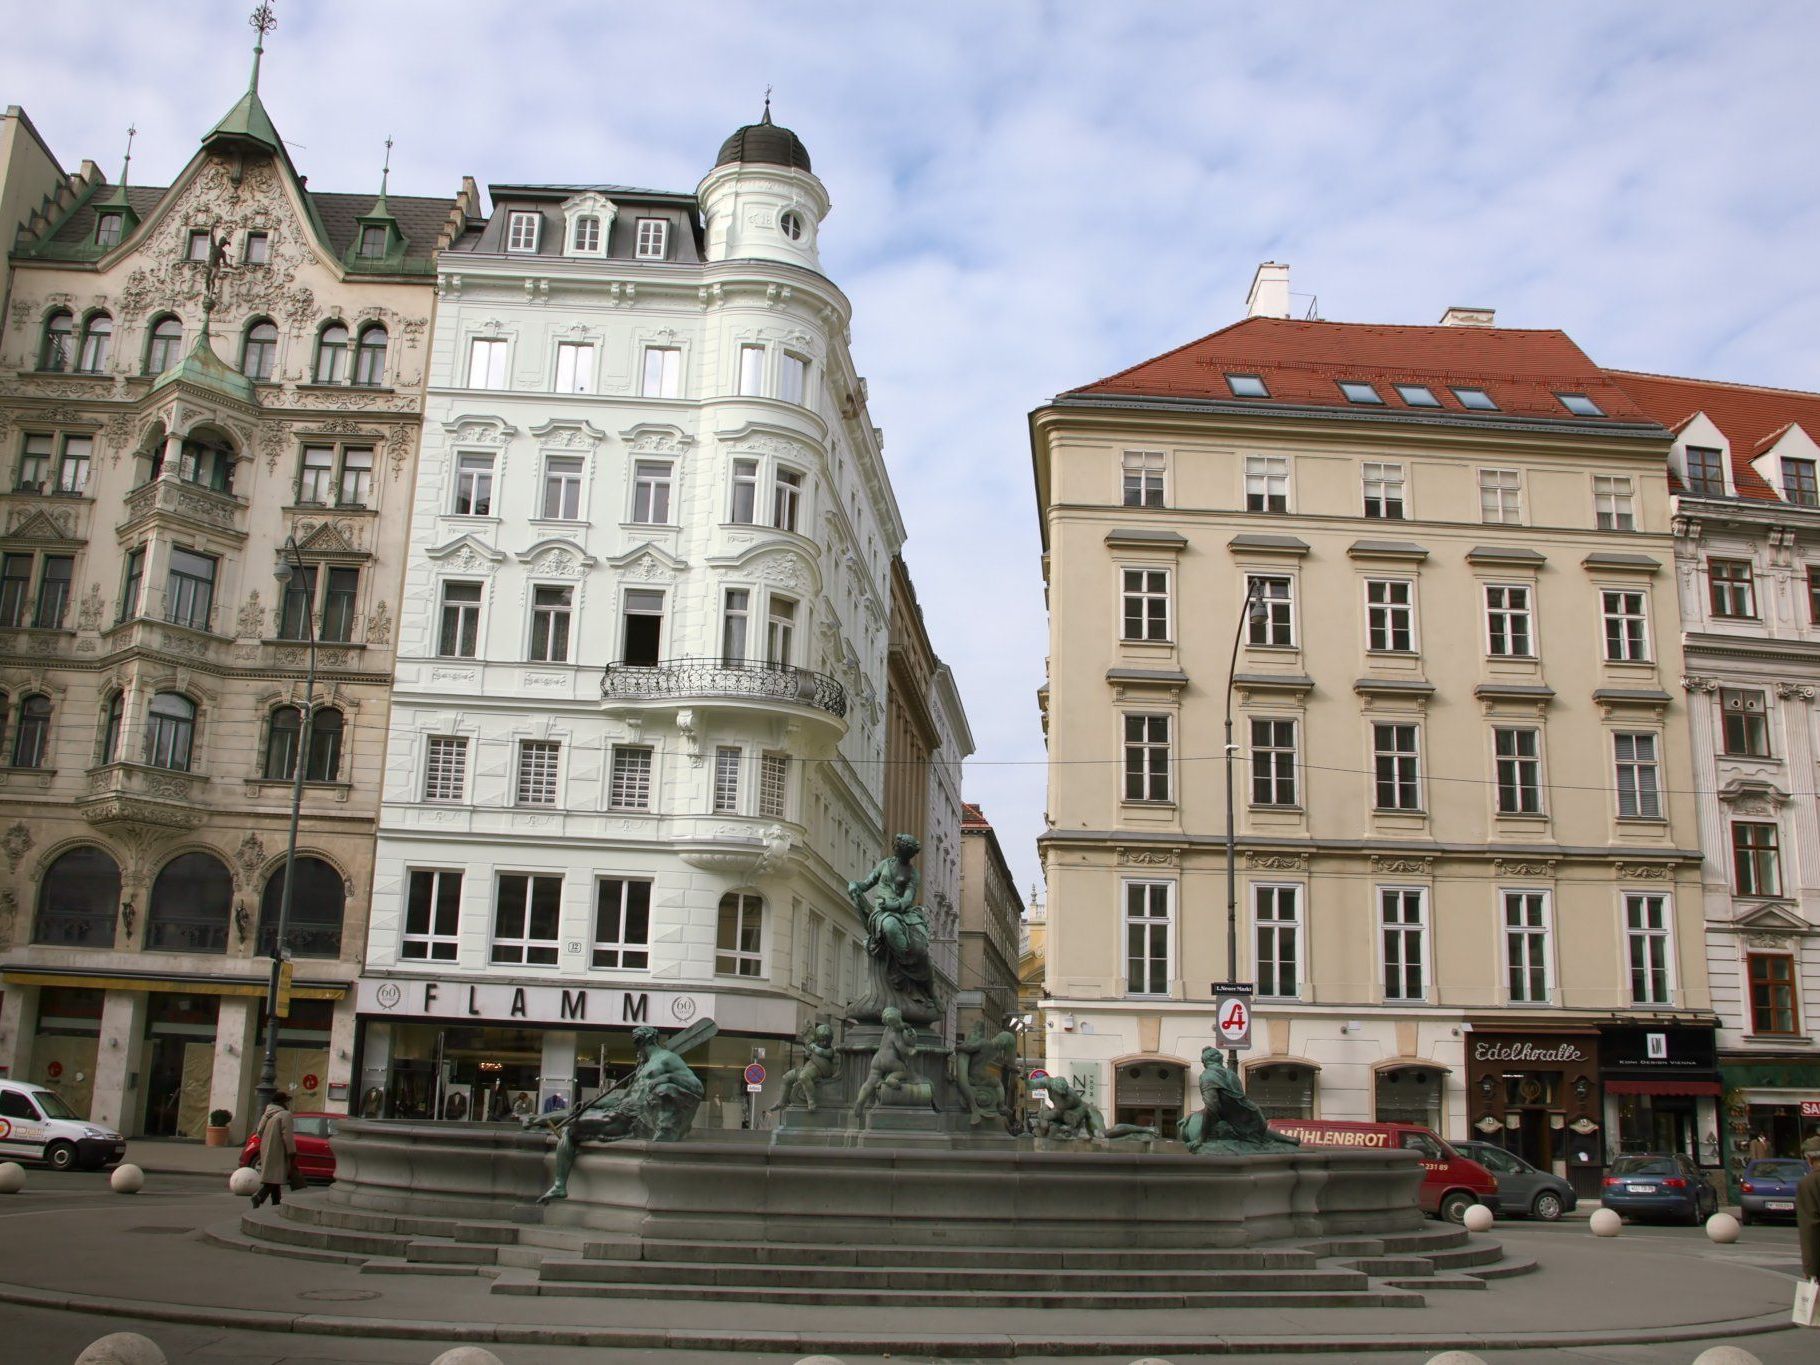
[1423,1354,1487,1365]
[1462,1202,1494,1233]
[1691,1348,1762,1365]
[428,1350,507,1365]
[1588,1207,1622,1237]
[1128,1360,1175,1365]
[73,1332,169,1364]
[1704,1211,1741,1244]
[795,1358,849,1365]
[0,1161,25,1193]
[228,1165,260,1197]
[109,1163,144,1194]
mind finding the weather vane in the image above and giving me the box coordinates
[120,125,136,186]
[764,85,772,120]
[250,3,278,39]
[381,134,394,194]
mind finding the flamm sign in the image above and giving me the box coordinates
[358,978,713,1029]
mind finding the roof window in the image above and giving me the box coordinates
[1225,374,1269,398]
[1556,393,1604,417]
[1395,385,1440,407]
[1451,387,1498,411]
[1338,381,1384,405]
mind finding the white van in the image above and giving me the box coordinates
[0,1079,126,1170]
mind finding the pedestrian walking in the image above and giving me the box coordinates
[249,1090,298,1209]
[1796,1134,1820,1328]
[1749,1130,1771,1161]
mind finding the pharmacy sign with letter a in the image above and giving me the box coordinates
[1213,982,1254,1050]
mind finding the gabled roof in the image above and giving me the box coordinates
[1604,369,1820,504]
[1066,316,1649,425]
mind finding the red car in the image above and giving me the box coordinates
[238,1111,339,1183]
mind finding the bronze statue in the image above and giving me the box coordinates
[1028,1075,1159,1141]
[851,1006,922,1118]
[950,1020,1017,1127]
[846,835,940,1024]
[1180,1047,1300,1154]
[767,1021,838,1113]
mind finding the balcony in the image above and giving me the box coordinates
[601,656,847,719]
[77,762,208,832]
[118,478,248,542]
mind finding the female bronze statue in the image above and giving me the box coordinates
[846,834,940,1024]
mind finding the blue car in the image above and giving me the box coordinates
[1601,1153,1719,1225]
[1738,1158,1806,1225]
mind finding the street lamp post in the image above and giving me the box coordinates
[252,536,316,1120]
[1223,579,1267,1072]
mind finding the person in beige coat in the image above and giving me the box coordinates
[250,1090,297,1208]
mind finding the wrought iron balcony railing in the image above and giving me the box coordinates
[601,656,847,718]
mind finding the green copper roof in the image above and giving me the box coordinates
[203,86,284,155]
[150,328,257,406]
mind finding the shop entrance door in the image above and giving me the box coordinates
[1512,1108,1554,1170]
[141,1037,186,1137]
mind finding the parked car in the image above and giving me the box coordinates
[238,1111,340,1183]
[0,1079,126,1171]
[1600,1153,1718,1225]
[1267,1118,1499,1223]
[1737,1157,1806,1225]
[1453,1140,1578,1221]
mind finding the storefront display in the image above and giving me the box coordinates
[1600,1023,1721,1166]
[1464,1022,1601,1195]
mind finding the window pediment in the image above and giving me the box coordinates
[560,193,617,258]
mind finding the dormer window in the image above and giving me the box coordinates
[506,211,540,253]
[1225,374,1268,398]
[571,215,601,254]
[1396,385,1440,407]
[1338,381,1384,405]
[245,231,270,264]
[95,212,123,248]
[635,218,669,260]
[1452,387,1498,411]
[1783,458,1818,507]
[1557,392,1603,417]
[1685,446,1726,497]
[357,225,387,259]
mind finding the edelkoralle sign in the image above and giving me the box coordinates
[1471,1039,1588,1065]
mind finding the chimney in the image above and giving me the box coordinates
[1439,305,1495,328]
[1246,261,1291,319]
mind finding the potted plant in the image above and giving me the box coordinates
[205,1108,232,1147]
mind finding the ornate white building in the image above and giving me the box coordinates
[356,112,907,1125]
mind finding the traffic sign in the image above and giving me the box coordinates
[743,1062,766,1086]
[1214,983,1254,1050]
[1028,1068,1049,1081]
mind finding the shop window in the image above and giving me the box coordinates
[32,846,120,947]
[1375,1066,1442,1127]
[1113,1061,1185,1133]
[257,856,346,959]
[1246,1063,1315,1119]
[146,851,232,953]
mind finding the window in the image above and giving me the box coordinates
[1810,566,1820,625]
[1245,455,1288,512]
[1225,374,1268,398]
[338,447,374,506]
[765,596,796,664]
[737,344,766,397]
[634,218,668,259]
[1373,723,1421,810]
[423,736,468,802]
[1479,468,1521,524]
[436,581,480,657]
[1721,688,1769,757]
[515,739,560,806]
[1250,718,1297,806]
[1124,881,1171,996]
[594,879,651,969]
[1396,384,1440,407]
[165,548,216,630]
[1122,450,1165,508]
[293,447,333,505]
[570,214,601,254]
[621,588,663,665]
[641,345,680,398]
[778,353,809,406]
[1123,713,1170,802]
[1504,891,1550,1002]
[402,869,462,961]
[453,453,494,515]
[759,752,789,819]
[1747,954,1799,1035]
[40,310,73,370]
[1594,475,1636,531]
[1557,392,1604,417]
[554,341,594,394]
[95,211,123,248]
[263,705,343,783]
[1485,584,1533,656]
[530,585,573,662]
[1452,387,1498,410]
[33,555,72,628]
[76,314,113,373]
[1784,459,1819,507]
[353,325,388,386]
[542,456,583,519]
[186,229,211,262]
[10,694,51,768]
[491,873,561,966]
[1366,579,1414,652]
[721,588,750,664]
[729,459,759,523]
[357,225,387,259]
[1338,380,1383,405]
[1494,728,1542,815]
[506,211,540,252]
[1625,893,1671,1004]
[1614,732,1661,819]
[632,460,672,523]
[1362,462,1405,519]
[1255,884,1300,998]
[244,230,269,264]
[1246,575,1293,646]
[54,435,92,495]
[310,566,361,642]
[778,210,805,241]
[772,467,802,531]
[99,691,123,765]
[314,324,349,383]
[119,547,144,623]
[277,565,318,639]
[0,555,27,627]
[145,316,183,374]
[241,320,277,380]
[609,745,653,810]
[1709,559,1756,618]
[1732,822,1782,897]
[715,891,763,976]
[1684,446,1726,497]
[712,745,741,812]
[1602,590,1649,662]
[467,337,509,388]
[1121,568,1169,641]
[1380,887,1426,1000]
[16,433,52,490]
[145,692,196,771]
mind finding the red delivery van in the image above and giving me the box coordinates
[1267,1118,1500,1223]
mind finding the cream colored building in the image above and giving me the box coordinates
[1031,268,1715,1184]
[0,39,470,1139]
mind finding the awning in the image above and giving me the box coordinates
[1605,1079,1722,1097]
[2,969,347,1001]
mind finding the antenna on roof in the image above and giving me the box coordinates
[1291,291,1321,322]
[119,124,136,188]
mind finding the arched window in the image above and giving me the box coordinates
[146,851,232,953]
[241,319,278,380]
[40,309,73,371]
[145,692,196,771]
[258,856,346,958]
[314,323,349,384]
[11,694,51,768]
[33,846,121,947]
[145,315,183,374]
[76,313,113,374]
[353,324,387,387]
[263,704,344,782]
[570,214,601,254]
[98,690,124,765]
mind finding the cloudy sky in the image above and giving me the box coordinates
[10,2,1818,898]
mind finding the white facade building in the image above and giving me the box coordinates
[357,113,907,1125]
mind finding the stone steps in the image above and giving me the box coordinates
[590,1236,1325,1271]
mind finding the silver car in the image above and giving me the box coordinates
[1454,1139,1578,1221]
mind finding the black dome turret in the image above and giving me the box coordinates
[715,106,811,173]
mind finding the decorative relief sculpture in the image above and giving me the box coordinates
[1,823,33,872]
[846,834,940,1025]
[365,599,392,645]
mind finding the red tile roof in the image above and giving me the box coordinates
[961,802,989,830]
[1068,317,1649,424]
[1603,369,1820,504]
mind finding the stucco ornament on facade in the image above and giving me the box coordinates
[1,822,33,872]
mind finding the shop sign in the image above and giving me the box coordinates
[1803,1100,1820,1118]
[1471,1039,1586,1064]
[357,977,712,1031]
[1600,1025,1716,1077]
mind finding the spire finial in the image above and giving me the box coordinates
[380,134,393,197]
[248,3,278,92]
[762,86,773,124]
[119,125,137,187]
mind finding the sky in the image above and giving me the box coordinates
[9,1,1820,901]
